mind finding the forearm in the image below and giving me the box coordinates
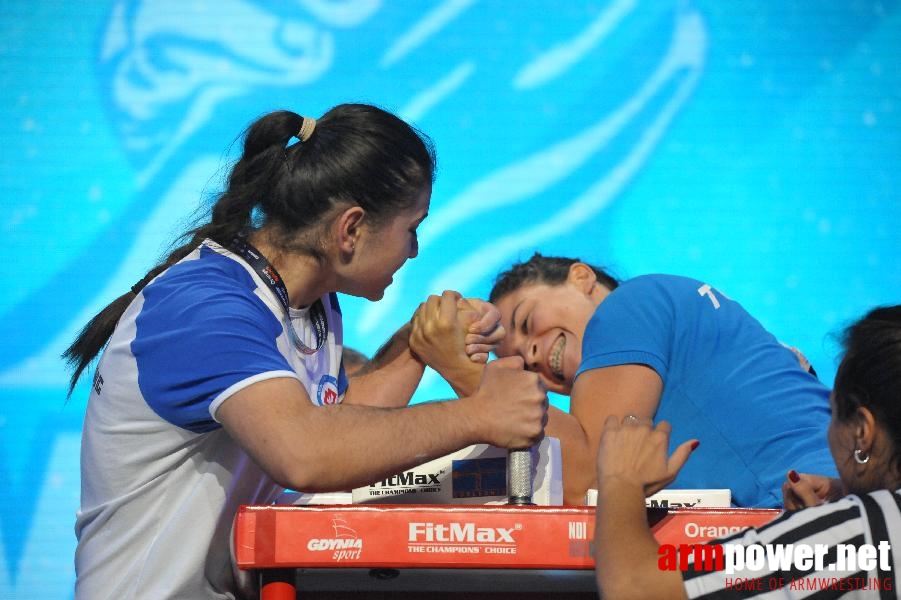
[221,360,546,495]
[546,406,596,504]
[285,398,486,491]
[595,479,687,600]
[436,359,484,397]
[343,323,424,407]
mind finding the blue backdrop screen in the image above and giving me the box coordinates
[1,1,899,597]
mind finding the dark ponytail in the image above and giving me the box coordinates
[64,103,435,395]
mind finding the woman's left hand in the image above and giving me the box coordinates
[458,297,505,363]
[595,415,697,497]
[782,472,844,510]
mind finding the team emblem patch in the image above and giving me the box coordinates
[317,374,339,405]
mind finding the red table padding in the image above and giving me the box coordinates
[234,504,780,571]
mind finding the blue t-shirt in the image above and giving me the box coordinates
[577,274,836,508]
[132,242,349,431]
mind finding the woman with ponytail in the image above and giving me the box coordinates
[67,104,547,600]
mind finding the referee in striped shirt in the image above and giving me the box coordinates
[593,305,901,599]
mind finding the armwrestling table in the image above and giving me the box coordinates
[232,504,779,599]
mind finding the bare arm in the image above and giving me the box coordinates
[594,416,695,600]
[563,364,663,504]
[217,356,547,492]
[341,322,424,408]
[544,406,593,504]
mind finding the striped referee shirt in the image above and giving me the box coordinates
[682,489,901,599]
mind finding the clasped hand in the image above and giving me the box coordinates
[409,290,504,371]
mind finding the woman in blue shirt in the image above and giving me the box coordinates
[489,252,835,507]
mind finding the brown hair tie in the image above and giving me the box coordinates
[297,117,316,142]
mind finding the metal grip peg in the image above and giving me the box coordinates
[507,447,534,505]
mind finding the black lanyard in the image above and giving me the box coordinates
[228,235,328,355]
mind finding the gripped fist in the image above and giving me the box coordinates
[472,356,547,449]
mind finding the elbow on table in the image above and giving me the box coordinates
[564,479,591,506]
[260,451,348,494]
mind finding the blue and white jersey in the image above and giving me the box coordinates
[75,240,346,599]
[577,274,836,508]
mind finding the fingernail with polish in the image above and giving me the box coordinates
[690,440,700,451]
[788,470,800,483]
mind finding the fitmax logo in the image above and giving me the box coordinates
[378,470,442,487]
[648,498,701,508]
[409,522,517,543]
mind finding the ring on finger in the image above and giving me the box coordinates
[622,414,641,426]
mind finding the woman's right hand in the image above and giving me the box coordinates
[467,356,547,449]
[781,472,845,509]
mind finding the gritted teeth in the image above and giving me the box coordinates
[549,334,565,380]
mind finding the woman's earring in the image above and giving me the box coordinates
[853,446,870,465]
